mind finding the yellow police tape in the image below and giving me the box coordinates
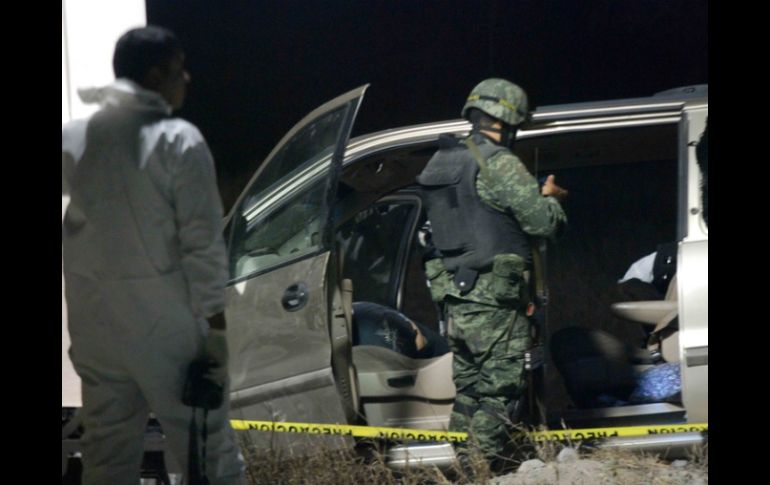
[231,419,707,443]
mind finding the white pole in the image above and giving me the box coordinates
[62,0,147,408]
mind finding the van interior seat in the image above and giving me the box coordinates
[610,300,677,325]
[610,275,679,363]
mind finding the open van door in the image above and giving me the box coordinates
[678,106,708,422]
[223,86,367,449]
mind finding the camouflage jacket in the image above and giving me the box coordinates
[426,135,567,307]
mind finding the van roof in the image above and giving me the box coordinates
[532,85,707,122]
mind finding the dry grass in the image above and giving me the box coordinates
[238,431,708,485]
[240,434,459,485]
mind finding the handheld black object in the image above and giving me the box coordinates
[183,359,224,485]
[183,359,224,410]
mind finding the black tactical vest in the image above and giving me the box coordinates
[417,134,531,275]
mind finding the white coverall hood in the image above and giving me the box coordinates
[68,80,175,170]
[78,78,173,115]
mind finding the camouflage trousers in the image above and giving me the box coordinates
[446,300,532,459]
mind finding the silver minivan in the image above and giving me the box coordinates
[222,85,708,457]
[62,85,708,475]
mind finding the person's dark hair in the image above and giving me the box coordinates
[113,26,183,85]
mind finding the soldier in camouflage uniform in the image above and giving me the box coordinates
[416,78,567,460]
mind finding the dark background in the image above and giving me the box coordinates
[146,0,708,211]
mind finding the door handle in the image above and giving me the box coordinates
[282,282,309,312]
[387,375,416,388]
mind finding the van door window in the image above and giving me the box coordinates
[337,200,418,307]
[228,181,326,281]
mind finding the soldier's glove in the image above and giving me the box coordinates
[203,328,229,388]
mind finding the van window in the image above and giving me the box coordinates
[228,181,327,281]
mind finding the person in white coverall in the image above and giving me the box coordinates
[62,26,245,485]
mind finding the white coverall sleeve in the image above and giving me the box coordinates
[62,152,71,196]
[171,133,228,318]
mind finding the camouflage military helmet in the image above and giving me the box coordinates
[461,78,529,126]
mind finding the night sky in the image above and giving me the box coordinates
[146,0,708,210]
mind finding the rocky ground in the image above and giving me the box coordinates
[240,439,708,484]
[489,447,708,485]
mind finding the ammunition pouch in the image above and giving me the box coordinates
[491,253,527,307]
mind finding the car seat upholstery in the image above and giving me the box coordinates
[611,275,679,363]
